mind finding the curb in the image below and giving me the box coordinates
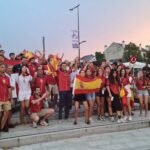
[0,119,150,148]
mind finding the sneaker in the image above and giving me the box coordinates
[123,116,128,122]
[98,116,102,120]
[128,116,132,121]
[89,117,94,123]
[101,116,105,121]
[117,119,121,123]
[40,120,48,126]
[111,116,114,122]
[33,122,37,128]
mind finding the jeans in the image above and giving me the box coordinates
[59,91,70,119]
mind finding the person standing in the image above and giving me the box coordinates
[0,64,12,132]
[73,70,89,125]
[17,65,32,124]
[136,71,150,117]
[58,62,71,119]
[44,56,58,109]
[107,69,123,123]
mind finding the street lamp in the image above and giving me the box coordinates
[69,4,81,61]
[79,40,87,45]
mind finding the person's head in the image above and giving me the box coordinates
[137,70,143,79]
[104,65,111,74]
[47,55,53,64]
[0,50,5,56]
[98,67,104,77]
[6,65,13,74]
[101,60,106,68]
[109,69,118,84]
[86,68,92,77]
[34,87,41,97]
[0,64,6,74]
[60,62,67,71]
[112,62,117,69]
[117,65,122,72]
[21,56,28,65]
[20,65,29,75]
[79,69,85,77]
[9,53,15,60]
[125,67,131,75]
[29,57,35,64]
[0,55,4,64]
[120,68,126,77]
[37,66,44,77]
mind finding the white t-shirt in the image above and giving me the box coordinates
[5,73,18,98]
[17,75,32,101]
[70,69,80,88]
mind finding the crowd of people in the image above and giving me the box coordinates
[0,49,150,132]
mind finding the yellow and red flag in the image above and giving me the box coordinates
[73,75,102,94]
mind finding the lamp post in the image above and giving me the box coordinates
[69,4,81,61]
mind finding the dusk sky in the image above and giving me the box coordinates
[0,0,150,60]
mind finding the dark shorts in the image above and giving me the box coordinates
[74,94,86,102]
[96,89,105,98]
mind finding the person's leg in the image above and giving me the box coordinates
[89,100,94,119]
[58,92,64,119]
[138,95,143,116]
[82,101,89,123]
[107,97,113,116]
[100,97,105,118]
[96,96,100,118]
[24,100,29,115]
[20,101,25,124]
[42,108,54,120]
[0,110,9,130]
[74,101,79,124]
[30,113,39,123]
[64,91,70,119]
[127,97,132,120]
[143,95,149,116]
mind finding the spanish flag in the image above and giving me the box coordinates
[73,75,102,95]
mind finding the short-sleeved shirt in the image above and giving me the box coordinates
[30,95,42,113]
[106,80,120,95]
[0,75,11,102]
[34,76,47,94]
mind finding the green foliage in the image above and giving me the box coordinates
[123,42,143,62]
[95,51,105,64]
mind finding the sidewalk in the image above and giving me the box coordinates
[13,127,150,150]
[0,110,150,148]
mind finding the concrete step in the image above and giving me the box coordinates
[0,110,150,149]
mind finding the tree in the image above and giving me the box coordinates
[144,45,150,64]
[95,51,105,64]
[123,42,143,62]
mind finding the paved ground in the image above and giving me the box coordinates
[11,127,150,150]
[0,110,149,140]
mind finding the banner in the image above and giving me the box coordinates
[72,30,79,48]
[4,58,21,66]
[73,75,102,94]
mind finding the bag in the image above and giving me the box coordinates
[120,87,125,98]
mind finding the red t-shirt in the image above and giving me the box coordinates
[34,76,47,95]
[44,64,57,85]
[28,63,38,77]
[136,78,149,90]
[107,80,120,94]
[57,70,70,91]
[30,95,42,113]
[120,77,130,86]
[0,75,11,102]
